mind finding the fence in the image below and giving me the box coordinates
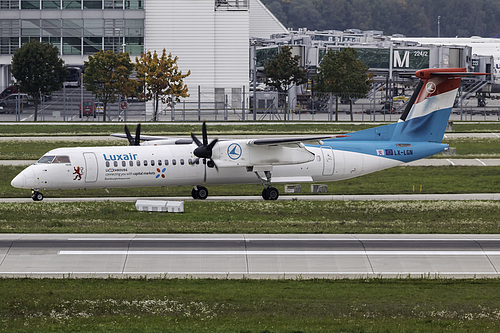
[1,85,499,122]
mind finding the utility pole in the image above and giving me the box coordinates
[437,16,441,38]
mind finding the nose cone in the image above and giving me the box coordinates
[11,172,26,188]
[11,167,35,189]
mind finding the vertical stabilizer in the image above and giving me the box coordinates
[392,68,466,142]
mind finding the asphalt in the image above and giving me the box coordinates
[2,234,500,278]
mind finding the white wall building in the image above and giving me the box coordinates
[0,0,288,111]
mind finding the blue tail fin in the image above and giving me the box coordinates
[391,68,466,142]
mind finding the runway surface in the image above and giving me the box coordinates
[2,234,500,279]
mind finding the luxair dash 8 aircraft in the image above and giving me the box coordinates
[11,68,484,201]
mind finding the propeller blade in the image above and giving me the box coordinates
[134,123,141,146]
[203,161,207,184]
[207,138,218,150]
[191,132,202,147]
[124,125,134,146]
[201,121,208,146]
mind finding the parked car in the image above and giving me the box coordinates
[79,100,95,117]
[95,102,104,114]
[0,93,31,113]
[0,85,21,99]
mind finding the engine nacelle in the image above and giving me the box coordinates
[212,140,315,168]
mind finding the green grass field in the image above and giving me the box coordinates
[0,121,498,137]
[0,200,499,233]
[2,278,500,332]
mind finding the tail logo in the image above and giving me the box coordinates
[425,82,436,94]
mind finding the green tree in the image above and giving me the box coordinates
[315,48,371,121]
[263,46,307,114]
[11,40,67,121]
[83,50,134,122]
[135,49,191,122]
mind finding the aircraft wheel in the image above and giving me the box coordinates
[262,187,279,201]
[191,188,199,199]
[32,191,44,201]
[267,187,279,200]
[197,186,208,200]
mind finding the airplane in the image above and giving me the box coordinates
[11,67,485,201]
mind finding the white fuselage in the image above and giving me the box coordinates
[11,142,402,191]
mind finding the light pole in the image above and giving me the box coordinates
[438,16,441,38]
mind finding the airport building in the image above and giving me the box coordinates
[0,0,287,108]
[251,29,498,114]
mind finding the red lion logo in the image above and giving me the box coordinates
[73,166,84,180]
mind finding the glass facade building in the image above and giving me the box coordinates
[0,0,144,56]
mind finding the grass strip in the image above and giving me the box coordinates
[0,121,498,137]
[0,200,498,233]
[1,278,500,332]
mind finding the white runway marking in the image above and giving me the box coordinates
[58,250,500,256]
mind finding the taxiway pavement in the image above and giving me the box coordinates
[2,234,500,279]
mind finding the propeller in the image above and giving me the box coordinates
[191,122,219,183]
[124,123,141,146]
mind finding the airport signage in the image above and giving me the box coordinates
[319,47,430,71]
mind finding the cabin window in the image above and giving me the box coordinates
[37,155,55,164]
[164,159,169,166]
[114,161,118,167]
[121,161,126,167]
[188,159,193,165]
[180,159,184,165]
[151,160,155,166]
[106,161,110,167]
[144,160,148,166]
[158,160,162,166]
[136,160,140,166]
[53,155,71,163]
[172,159,176,166]
[129,161,133,167]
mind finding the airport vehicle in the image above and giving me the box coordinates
[79,100,95,117]
[11,68,484,201]
[0,85,20,99]
[64,67,81,87]
[0,93,31,112]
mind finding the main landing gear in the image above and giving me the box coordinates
[256,171,279,201]
[31,190,44,201]
[191,186,208,200]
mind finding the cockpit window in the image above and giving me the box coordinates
[53,155,71,163]
[37,155,55,164]
[37,155,71,164]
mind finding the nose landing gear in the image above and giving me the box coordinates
[191,186,208,200]
[31,190,44,201]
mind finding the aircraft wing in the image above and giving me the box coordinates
[111,133,168,141]
[248,135,348,146]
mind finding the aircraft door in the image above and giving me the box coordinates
[83,152,98,182]
[321,146,334,176]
